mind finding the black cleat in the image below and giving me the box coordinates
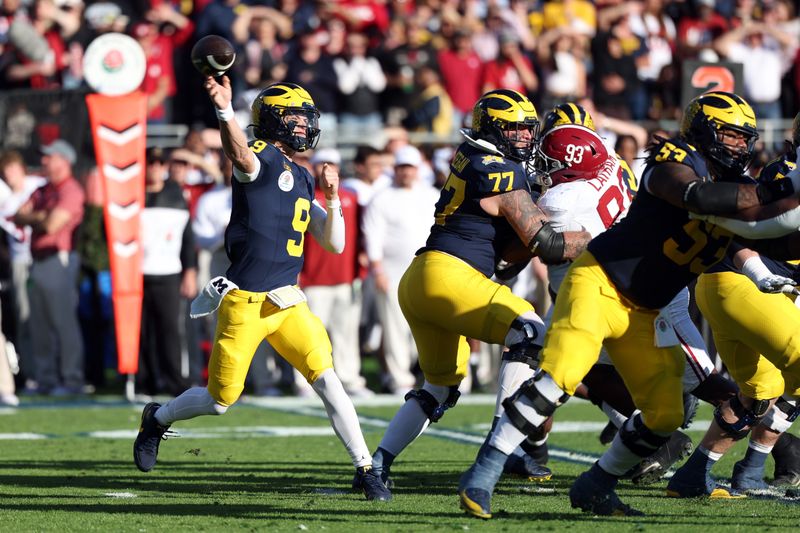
[771,432,800,487]
[570,467,644,516]
[355,466,392,501]
[133,402,170,472]
[459,487,492,519]
[629,430,693,485]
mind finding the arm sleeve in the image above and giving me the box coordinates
[307,198,345,254]
[700,207,800,239]
[233,154,261,183]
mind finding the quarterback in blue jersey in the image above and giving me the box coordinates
[366,90,591,498]
[133,76,391,501]
[459,92,800,518]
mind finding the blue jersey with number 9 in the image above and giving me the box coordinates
[588,137,735,309]
[225,139,315,292]
[421,142,528,277]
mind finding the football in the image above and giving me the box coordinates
[191,35,236,77]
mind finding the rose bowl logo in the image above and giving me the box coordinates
[84,33,146,96]
[102,50,124,73]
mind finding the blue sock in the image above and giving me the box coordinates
[737,445,768,471]
[682,447,718,476]
[460,445,508,493]
[372,447,395,473]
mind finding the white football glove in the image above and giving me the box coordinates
[741,255,800,295]
[756,274,799,295]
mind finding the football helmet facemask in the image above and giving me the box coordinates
[542,102,595,134]
[251,83,321,152]
[471,89,539,162]
[680,91,758,179]
[540,125,609,186]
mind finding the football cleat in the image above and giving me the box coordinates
[353,464,393,490]
[503,453,553,482]
[666,468,745,499]
[354,466,392,501]
[569,468,643,516]
[629,431,693,485]
[133,402,171,472]
[771,432,800,487]
[459,488,492,519]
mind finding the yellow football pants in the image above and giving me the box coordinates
[696,271,800,399]
[398,250,534,387]
[207,289,333,406]
[540,252,685,433]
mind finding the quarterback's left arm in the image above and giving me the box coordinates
[307,163,345,254]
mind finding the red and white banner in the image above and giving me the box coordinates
[86,92,146,374]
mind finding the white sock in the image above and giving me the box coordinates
[378,381,450,456]
[155,387,227,426]
[748,440,774,454]
[494,360,536,417]
[597,430,646,476]
[602,403,634,429]
[698,446,724,461]
[488,412,528,455]
[312,369,372,468]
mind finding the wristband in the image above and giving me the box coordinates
[216,103,234,122]
[326,198,341,210]
[741,255,772,283]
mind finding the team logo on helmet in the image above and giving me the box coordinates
[542,103,595,134]
[540,125,609,185]
[251,83,321,152]
[679,91,758,179]
[471,89,539,162]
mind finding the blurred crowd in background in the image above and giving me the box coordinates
[0,0,799,405]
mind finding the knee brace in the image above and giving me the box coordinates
[502,371,569,435]
[619,413,671,458]
[503,317,545,369]
[405,386,460,423]
[761,395,799,434]
[714,395,772,440]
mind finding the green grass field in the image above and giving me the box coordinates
[2,396,799,532]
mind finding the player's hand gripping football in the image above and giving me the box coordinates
[319,162,339,201]
[204,75,232,112]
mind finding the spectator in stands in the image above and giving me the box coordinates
[334,31,387,138]
[137,147,197,397]
[536,27,587,111]
[437,28,484,131]
[591,14,643,120]
[629,0,678,119]
[0,151,45,387]
[235,11,288,89]
[378,15,438,126]
[676,0,730,60]
[1,0,66,89]
[482,29,537,99]
[714,10,798,120]
[322,0,390,41]
[343,145,391,207]
[362,145,438,394]
[284,26,339,142]
[13,139,85,396]
[300,148,371,397]
[76,167,112,391]
[402,66,453,136]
